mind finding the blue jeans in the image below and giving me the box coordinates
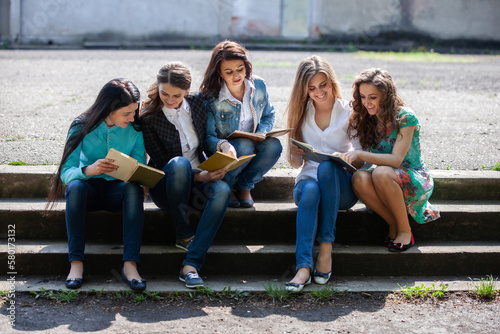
[65,178,144,263]
[224,137,282,191]
[293,161,358,271]
[149,156,230,271]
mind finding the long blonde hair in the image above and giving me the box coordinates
[285,55,342,164]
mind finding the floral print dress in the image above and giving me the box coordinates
[361,108,440,224]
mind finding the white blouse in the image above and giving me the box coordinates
[295,98,361,184]
[162,98,201,168]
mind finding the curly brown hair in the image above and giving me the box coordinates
[348,68,405,150]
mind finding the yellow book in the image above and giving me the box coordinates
[227,128,294,143]
[104,148,165,188]
[197,152,256,172]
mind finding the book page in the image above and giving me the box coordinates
[266,128,293,138]
[227,131,266,142]
[104,148,138,182]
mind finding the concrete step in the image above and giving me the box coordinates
[2,240,499,277]
[1,199,499,243]
[1,166,500,201]
[0,275,484,293]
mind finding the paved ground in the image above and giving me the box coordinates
[0,49,499,169]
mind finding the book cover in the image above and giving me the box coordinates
[104,148,165,188]
[197,152,256,172]
[290,138,357,171]
[227,128,293,142]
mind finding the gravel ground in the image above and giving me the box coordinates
[1,291,500,333]
[0,49,499,170]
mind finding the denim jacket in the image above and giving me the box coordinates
[205,75,275,153]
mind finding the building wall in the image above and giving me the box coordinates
[2,0,499,45]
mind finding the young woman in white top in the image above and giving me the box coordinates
[285,56,364,292]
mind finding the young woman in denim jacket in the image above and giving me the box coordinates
[285,56,364,292]
[47,79,147,291]
[200,40,282,208]
[140,63,230,288]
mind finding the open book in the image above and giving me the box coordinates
[197,152,256,172]
[227,128,293,143]
[290,138,357,171]
[104,148,165,188]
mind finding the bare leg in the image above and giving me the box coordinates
[351,171,398,239]
[239,189,253,201]
[316,242,332,273]
[289,267,311,284]
[182,264,198,276]
[67,260,83,279]
[123,260,142,281]
[370,167,411,244]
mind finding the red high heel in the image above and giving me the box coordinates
[388,234,415,252]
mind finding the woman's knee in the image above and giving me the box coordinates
[372,166,397,185]
[232,138,256,156]
[294,180,320,205]
[65,180,88,201]
[259,137,282,157]
[164,156,191,178]
[351,171,371,192]
[317,161,342,181]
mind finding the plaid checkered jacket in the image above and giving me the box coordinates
[141,92,208,170]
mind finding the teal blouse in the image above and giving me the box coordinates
[61,121,145,185]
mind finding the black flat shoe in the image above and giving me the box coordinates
[65,277,83,289]
[389,234,415,252]
[121,269,147,291]
[383,235,395,247]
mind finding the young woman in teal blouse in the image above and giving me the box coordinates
[47,78,147,290]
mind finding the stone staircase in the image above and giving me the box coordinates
[1,165,499,292]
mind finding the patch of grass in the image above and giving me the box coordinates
[355,51,476,63]
[398,283,449,300]
[30,288,79,303]
[65,94,80,103]
[309,285,340,302]
[489,162,500,171]
[469,275,499,299]
[221,286,250,301]
[8,161,27,165]
[264,283,291,303]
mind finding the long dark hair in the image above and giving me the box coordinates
[348,68,405,150]
[199,40,252,99]
[46,78,141,210]
[140,62,192,119]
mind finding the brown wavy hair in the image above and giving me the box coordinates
[285,55,342,164]
[140,62,192,119]
[348,68,405,150]
[199,40,252,99]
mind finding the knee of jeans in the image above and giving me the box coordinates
[260,137,282,156]
[165,156,191,178]
[317,161,341,181]
[123,182,143,202]
[65,180,88,201]
[213,180,231,196]
[233,138,256,156]
[295,181,320,206]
